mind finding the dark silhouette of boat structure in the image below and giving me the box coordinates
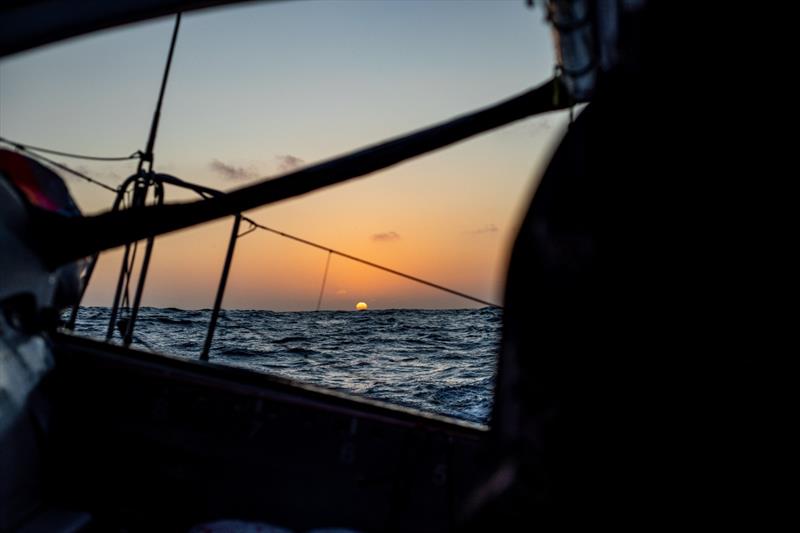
[1,1,721,531]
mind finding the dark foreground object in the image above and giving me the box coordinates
[15,333,485,532]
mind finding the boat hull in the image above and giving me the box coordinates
[41,333,487,531]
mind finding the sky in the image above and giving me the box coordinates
[0,0,570,311]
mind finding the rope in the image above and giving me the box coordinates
[316,251,332,311]
[0,136,140,161]
[0,140,119,193]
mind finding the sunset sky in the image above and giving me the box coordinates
[0,0,570,311]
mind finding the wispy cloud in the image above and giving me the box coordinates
[276,154,305,173]
[371,231,400,242]
[467,224,498,235]
[209,159,258,180]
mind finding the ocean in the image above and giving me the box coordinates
[68,307,501,424]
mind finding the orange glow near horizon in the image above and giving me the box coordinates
[80,186,515,312]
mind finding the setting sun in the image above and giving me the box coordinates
[355,302,368,311]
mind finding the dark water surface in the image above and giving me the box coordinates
[70,307,500,424]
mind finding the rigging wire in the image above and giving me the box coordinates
[0,139,119,193]
[139,12,181,170]
[160,177,501,308]
[315,251,332,312]
[242,218,501,309]
[163,183,502,308]
[120,239,139,314]
[237,224,258,238]
[0,136,140,161]
[114,13,181,342]
[118,188,136,319]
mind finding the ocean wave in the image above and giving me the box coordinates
[67,306,500,423]
[273,335,308,344]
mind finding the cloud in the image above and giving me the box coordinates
[276,154,305,173]
[335,289,348,295]
[371,231,400,242]
[467,224,498,235]
[209,159,258,180]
